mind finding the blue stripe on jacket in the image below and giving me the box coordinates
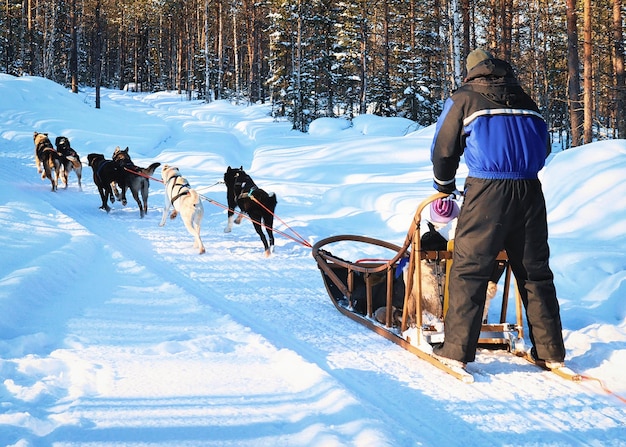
[463,110,548,180]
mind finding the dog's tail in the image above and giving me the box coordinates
[144,162,161,177]
[67,155,82,169]
[189,189,201,206]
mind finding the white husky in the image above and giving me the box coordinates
[159,165,205,254]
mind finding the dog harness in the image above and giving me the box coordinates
[95,159,113,182]
[234,173,257,200]
[237,185,256,200]
[167,174,190,205]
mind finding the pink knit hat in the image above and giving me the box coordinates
[430,198,460,224]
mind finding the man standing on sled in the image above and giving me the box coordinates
[429,48,566,370]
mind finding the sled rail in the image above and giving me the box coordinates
[312,193,525,381]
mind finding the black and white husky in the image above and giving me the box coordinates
[223,166,277,257]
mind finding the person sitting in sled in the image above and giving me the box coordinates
[429,48,566,370]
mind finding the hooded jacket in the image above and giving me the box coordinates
[431,58,550,189]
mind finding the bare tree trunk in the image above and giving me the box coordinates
[461,0,470,69]
[501,0,513,61]
[232,2,240,103]
[95,0,102,109]
[26,0,34,74]
[256,31,264,103]
[381,0,391,115]
[204,0,211,102]
[4,0,10,72]
[450,0,462,87]
[134,18,140,91]
[612,0,626,138]
[409,0,417,118]
[583,0,593,144]
[118,10,124,90]
[177,23,183,94]
[216,0,223,100]
[359,0,368,115]
[434,0,450,99]
[322,0,334,117]
[243,0,259,103]
[293,0,303,129]
[45,1,59,79]
[488,0,497,52]
[70,0,78,93]
[186,18,192,100]
[566,0,583,147]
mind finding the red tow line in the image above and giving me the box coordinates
[124,167,312,248]
[124,167,163,183]
[246,194,312,248]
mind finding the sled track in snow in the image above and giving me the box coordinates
[36,185,626,446]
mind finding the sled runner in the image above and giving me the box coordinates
[312,193,526,383]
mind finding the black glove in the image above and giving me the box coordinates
[432,178,457,195]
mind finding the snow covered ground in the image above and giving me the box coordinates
[1,74,625,446]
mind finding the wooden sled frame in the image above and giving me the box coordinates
[312,193,525,356]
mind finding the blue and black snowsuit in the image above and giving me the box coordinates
[430,58,566,364]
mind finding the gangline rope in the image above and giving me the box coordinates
[124,167,311,248]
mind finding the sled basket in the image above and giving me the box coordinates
[312,193,525,355]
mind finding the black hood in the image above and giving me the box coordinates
[465,58,516,81]
[464,58,526,108]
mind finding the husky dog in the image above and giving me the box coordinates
[87,153,127,213]
[159,165,205,254]
[112,146,161,218]
[33,132,61,191]
[223,166,277,257]
[54,136,83,190]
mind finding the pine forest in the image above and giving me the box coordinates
[1,0,625,148]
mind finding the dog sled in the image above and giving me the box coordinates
[312,193,526,383]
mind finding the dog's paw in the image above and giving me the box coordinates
[224,227,232,233]
[170,210,178,220]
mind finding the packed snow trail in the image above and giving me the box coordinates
[19,175,622,447]
[0,78,625,446]
[25,172,626,446]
